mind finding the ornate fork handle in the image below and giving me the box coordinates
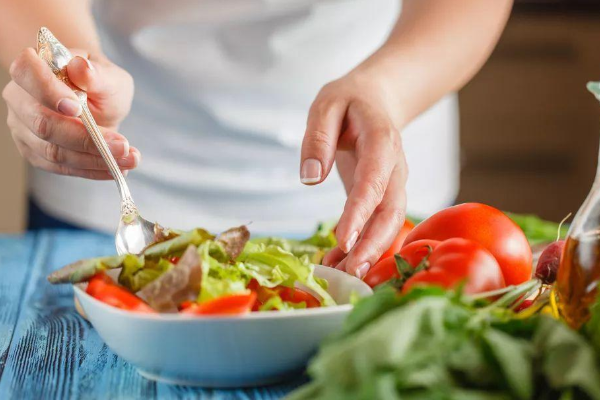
[76,91,136,214]
[37,27,138,219]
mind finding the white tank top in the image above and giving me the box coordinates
[30,0,459,236]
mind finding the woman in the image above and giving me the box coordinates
[0,0,512,278]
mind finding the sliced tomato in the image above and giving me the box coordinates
[247,280,320,309]
[278,287,320,308]
[181,292,257,316]
[178,300,194,311]
[377,219,415,263]
[86,272,113,297]
[86,273,155,313]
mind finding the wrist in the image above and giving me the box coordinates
[348,55,409,130]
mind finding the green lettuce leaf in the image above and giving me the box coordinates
[237,243,336,306]
[197,241,249,303]
[250,222,337,264]
[118,256,173,292]
[259,295,307,311]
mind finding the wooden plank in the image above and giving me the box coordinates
[0,231,302,399]
[0,233,37,377]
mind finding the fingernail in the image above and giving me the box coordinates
[132,150,141,166]
[356,262,371,279]
[117,155,135,168]
[57,98,82,117]
[108,140,129,157]
[300,158,322,184]
[75,56,94,71]
[344,231,358,253]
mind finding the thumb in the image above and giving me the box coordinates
[300,96,347,185]
[66,54,104,94]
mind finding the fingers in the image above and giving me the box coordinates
[335,126,400,253]
[9,48,82,117]
[19,126,139,170]
[300,85,348,185]
[8,109,141,171]
[67,51,134,121]
[15,139,121,181]
[322,246,346,268]
[3,81,130,157]
[67,54,97,93]
[338,165,408,278]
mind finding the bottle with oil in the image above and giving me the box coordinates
[556,82,600,329]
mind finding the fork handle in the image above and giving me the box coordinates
[75,91,137,217]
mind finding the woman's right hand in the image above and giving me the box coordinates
[2,48,139,179]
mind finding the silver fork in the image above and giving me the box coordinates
[37,27,156,255]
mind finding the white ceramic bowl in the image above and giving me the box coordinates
[74,265,372,388]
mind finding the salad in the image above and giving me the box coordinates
[48,224,338,315]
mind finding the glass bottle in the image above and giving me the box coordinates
[556,82,600,329]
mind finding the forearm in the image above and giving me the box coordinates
[354,0,513,128]
[0,0,101,69]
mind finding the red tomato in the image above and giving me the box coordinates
[86,273,155,313]
[181,292,257,316]
[377,219,415,263]
[401,238,506,295]
[247,280,320,309]
[364,239,440,288]
[86,272,113,297]
[278,287,320,308]
[168,256,180,264]
[178,300,194,311]
[403,203,532,286]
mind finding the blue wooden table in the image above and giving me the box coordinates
[0,230,305,400]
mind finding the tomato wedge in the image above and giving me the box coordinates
[277,287,320,308]
[247,280,320,309]
[181,292,257,316]
[86,273,155,313]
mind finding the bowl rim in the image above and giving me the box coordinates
[74,265,373,322]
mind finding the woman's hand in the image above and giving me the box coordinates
[2,48,139,179]
[301,71,408,279]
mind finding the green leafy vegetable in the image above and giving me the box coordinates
[288,288,600,400]
[47,254,127,284]
[237,243,335,306]
[504,212,569,246]
[197,241,249,303]
[142,228,214,259]
[251,221,338,264]
[118,256,173,292]
[259,295,307,311]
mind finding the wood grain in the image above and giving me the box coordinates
[0,231,303,399]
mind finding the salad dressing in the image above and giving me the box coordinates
[556,82,600,328]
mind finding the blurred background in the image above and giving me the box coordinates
[1,0,600,233]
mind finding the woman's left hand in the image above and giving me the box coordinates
[300,71,408,279]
